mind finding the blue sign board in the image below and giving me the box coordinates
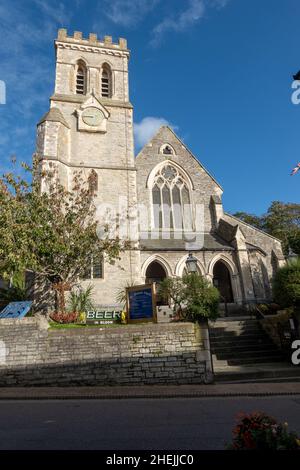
[0,301,32,319]
[127,284,157,323]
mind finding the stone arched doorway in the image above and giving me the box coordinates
[213,260,234,303]
[145,261,167,306]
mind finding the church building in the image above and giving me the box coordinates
[36,29,285,315]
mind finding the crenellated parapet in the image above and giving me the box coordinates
[56,28,128,52]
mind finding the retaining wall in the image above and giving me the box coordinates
[0,317,212,386]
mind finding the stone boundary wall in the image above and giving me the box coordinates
[0,317,212,386]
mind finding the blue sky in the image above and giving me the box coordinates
[0,0,299,215]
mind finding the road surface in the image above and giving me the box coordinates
[0,396,299,450]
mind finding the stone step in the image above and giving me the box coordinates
[211,343,279,355]
[224,355,284,366]
[212,349,283,364]
[214,364,300,383]
[209,331,269,343]
[210,321,262,328]
[210,336,274,346]
[210,318,287,380]
[210,325,262,332]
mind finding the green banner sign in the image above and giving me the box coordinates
[86,309,122,325]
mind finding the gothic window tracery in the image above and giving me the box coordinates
[151,164,193,230]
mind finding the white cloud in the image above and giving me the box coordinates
[209,0,230,8]
[134,117,177,148]
[33,0,71,25]
[151,0,231,47]
[0,0,77,167]
[103,0,160,27]
[151,0,205,47]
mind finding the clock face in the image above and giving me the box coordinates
[82,107,103,126]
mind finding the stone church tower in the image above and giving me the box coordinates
[36,29,142,306]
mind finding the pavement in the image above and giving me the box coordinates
[0,382,300,399]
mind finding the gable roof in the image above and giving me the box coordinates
[37,107,70,128]
[136,125,223,191]
[224,212,283,243]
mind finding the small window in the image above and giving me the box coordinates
[82,255,103,280]
[163,145,173,155]
[76,63,87,95]
[101,64,112,98]
[160,144,175,155]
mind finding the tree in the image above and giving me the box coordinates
[158,273,220,322]
[264,201,300,254]
[233,212,264,231]
[0,156,126,315]
[272,258,300,308]
[233,201,300,255]
[288,231,300,256]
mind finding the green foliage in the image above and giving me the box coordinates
[182,274,220,321]
[233,212,265,230]
[68,284,95,313]
[233,201,300,255]
[272,258,300,307]
[288,231,300,255]
[0,271,27,302]
[228,412,300,450]
[115,280,138,308]
[158,277,186,316]
[158,274,220,322]
[0,156,126,314]
[0,285,27,302]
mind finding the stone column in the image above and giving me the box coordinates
[233,229,256,305]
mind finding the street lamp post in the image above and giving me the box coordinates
[185,253,198,274]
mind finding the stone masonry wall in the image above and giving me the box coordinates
[0,317,212,386]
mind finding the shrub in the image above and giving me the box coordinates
[228,412,300,450]
[273,258,300,308]
[68,284,95,314]
[158,274,220,322]
[182,274,220,322]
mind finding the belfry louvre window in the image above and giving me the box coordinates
[101,65,112,98]
[82,255,103,280]
[76,65,86,95]
[152,164,193,230]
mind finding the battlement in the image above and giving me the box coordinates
[56,29,128,51]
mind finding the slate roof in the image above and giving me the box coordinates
[37,107,70,128]
[139,232,234,251]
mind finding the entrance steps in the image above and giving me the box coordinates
[209,317,300,383]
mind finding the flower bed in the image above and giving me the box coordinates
[228,412,300,450]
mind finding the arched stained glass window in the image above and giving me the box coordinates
[151,164,193,230]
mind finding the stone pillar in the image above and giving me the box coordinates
[233,229,256,305]
[195,322,214,383]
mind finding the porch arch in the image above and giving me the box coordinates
[208,255,240,304]
[141,255,173,280]
[175,254,205,277]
